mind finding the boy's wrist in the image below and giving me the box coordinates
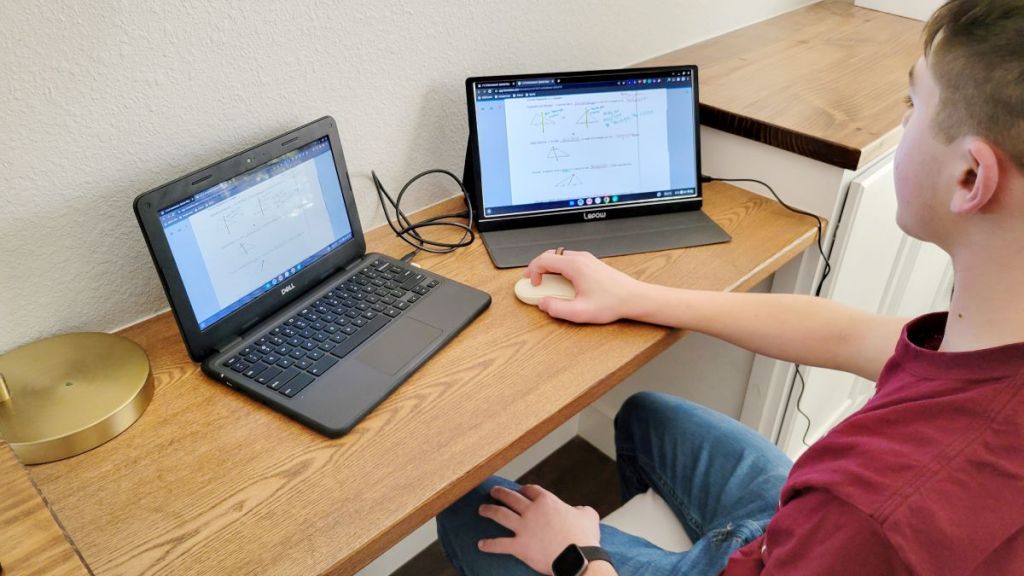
[624,281,658,322]
[627,282,684,326]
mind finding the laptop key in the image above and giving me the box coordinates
[276,357,294,369]
[256,367,282,385]
[401,273,426,290]
[263,354,280,365]
[296,358,313,370]
[281,373,315,398]
[245,354,260,364]
[308,355,339,376]
[231,361,249,373]
[244,363,268,379]
[384,307,401,317]
[307,349,325,360]
[329,315,390,360]
[289,349,306,359]
[268,367,300,390]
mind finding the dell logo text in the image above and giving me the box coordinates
[583,211,607,221]
[280,283,296,296]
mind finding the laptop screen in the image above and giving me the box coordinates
[471,68,699,219]
[157,136,354,331]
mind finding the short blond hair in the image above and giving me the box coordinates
[925,0,1024,169]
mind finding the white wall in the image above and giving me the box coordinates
[0,0,814,354]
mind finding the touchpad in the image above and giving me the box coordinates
[357,317,443,375]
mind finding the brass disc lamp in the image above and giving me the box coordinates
[0,332,153,465]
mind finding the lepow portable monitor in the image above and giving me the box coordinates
[465,66,730,268]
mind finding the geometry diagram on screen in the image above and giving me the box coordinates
[531,109,562,133]
[547,147,569,161]
[576,107,597,128]
[555,173,582,187]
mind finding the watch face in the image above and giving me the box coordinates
[552,544,587,576]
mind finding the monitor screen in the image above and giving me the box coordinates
[158,136,354,331]
[471,68,699,220]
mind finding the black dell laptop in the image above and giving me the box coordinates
[134,117,490,437]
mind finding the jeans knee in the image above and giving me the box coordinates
[438,479,495,535]
[616,392,670,438]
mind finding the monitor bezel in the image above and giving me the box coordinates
[133,116,365,362]
[465,65,702,233]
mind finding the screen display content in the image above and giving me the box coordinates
[158,136,353,330]
[472,69,698,219]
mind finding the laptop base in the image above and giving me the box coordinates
[480,209,731,269]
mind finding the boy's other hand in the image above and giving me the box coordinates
[524,250,645,324]
[478,484,601,575]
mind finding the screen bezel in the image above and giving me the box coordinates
[133,116,365,362]
[465,65,702,233]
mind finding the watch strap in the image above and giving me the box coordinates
[580,546,614,568]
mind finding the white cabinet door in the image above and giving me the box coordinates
[777,156,953,457]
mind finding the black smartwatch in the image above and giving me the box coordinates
[552,544,614,576]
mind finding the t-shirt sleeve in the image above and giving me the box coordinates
[759,491,911,576]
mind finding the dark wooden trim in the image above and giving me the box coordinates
[700,103,862,171]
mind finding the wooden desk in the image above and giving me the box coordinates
[25,183,816,575]
[0,440,88,575]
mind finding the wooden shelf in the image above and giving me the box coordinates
[641,0,923,170]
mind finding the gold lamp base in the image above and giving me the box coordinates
[0,332,153,465]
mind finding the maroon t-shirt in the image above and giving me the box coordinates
[723,313,1024,575]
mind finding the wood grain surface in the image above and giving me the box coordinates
[26,183,817,575]
[0,440,90,576]
[640,0,923,170]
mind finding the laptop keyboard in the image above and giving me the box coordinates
[220,258,441,398]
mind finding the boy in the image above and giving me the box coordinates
[437,1,1024,574]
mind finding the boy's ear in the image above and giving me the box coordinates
[950,138,1000,215]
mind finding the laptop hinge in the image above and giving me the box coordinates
[217,336,245,355]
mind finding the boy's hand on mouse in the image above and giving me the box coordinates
[524,250,645,324]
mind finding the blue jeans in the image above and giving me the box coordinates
[437,392,793,575]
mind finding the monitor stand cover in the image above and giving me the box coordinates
[480,210,730,268]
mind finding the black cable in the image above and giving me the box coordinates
[703,175,831,449]
[791,366,813,448]
[371,169,475,263]
[702,176,832,295]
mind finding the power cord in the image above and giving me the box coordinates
[371,169,475,264]
[702,175,831,294]
[703,174,833,450]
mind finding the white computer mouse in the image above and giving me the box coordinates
[514,274,576,306]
